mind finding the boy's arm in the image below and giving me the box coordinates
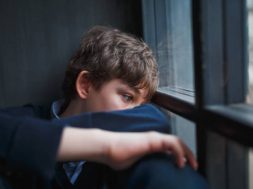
[53,104,171,133]
[57,127,198,170]
[0,109,197,181]
[55,105,198,169]
[0,111,63,180]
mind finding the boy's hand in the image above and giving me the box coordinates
[103,131,198,170]
[58,128,197,171]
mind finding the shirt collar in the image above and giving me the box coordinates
[51,99,64,119]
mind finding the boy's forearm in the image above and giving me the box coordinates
[57,127,109,163]
[57,127,198,171]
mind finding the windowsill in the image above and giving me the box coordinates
[152,90,253,146]
[157,87,195,104]
[206,103,253,130]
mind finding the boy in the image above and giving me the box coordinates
[51,26,207,189]
[0,110,199,189]
[0,26,207,189]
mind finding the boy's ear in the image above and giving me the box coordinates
[76,71,90,99]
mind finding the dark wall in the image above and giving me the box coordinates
[0,0,142,107]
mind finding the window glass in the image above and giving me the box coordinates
[142,0,196,162]
[247,0,253,103]
[169,111,196,155]
[142,0,194,102]
[246,2,253,187]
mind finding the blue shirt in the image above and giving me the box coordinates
[51,100,85,184]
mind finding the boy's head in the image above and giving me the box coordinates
[61,26,158,113]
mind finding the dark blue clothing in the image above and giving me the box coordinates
[0,106,63,180]
[0,104,208,189]
[51,100,85,184]
[0,104,170,188]
[107,153,208,189]
[52,103,171,133]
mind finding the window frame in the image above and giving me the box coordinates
[143,0,252,188]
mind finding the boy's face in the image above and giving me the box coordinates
[84,79,148,112]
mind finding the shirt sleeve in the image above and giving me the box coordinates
[53,104,171,133]
[0,111,64,180]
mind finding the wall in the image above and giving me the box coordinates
[0,0,142,107]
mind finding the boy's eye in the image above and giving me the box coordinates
[122,94,133,102]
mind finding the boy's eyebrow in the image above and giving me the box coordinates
[118,83,140,95]
[117,85,136,94]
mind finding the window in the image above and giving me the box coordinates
[143,0,253,188]
[142,0,196,154]
[142,0,195,103]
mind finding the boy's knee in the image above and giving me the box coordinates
[124,153,208,189]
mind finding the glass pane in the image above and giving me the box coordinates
[247,0,253,103]
[250,149,253,189]
[204,131,249,189]
[168,111,196,155]
[142,0,195,102]
[232,2,253,188]
[246,5,253,187]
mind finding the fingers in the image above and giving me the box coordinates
[163,135,185,168]
[182,142,198,170]
[162,134,198,170]
[106,131,198,171]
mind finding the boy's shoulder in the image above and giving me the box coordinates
[0,104,51,119]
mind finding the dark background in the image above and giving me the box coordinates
[0,0,142,107]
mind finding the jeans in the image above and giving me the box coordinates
[105,153,209,189]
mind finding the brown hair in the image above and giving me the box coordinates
[62,26,158,107]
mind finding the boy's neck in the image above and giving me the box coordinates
[60,99,85,118]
